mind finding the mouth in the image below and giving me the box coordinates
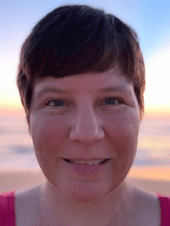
[63,158,109,166]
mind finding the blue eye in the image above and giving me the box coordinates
[46,98,122,108]
[104,98,121,105]
[47,100,65,107]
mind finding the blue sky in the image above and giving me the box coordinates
[0,0,170,111]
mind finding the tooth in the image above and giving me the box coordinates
[94,160,102,165]
[79,161,86,165]
[86,161,94,166]
[68,159,106,165]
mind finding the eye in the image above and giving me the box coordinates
[103,97,123,106]
[46,99,65,107]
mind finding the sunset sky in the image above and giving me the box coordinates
[0,0,170,116]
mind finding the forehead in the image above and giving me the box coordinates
[33,67,133,97]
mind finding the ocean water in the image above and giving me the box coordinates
[0,114,170,169]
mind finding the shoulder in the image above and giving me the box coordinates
[128,186,160,226]
[15,184,43,226]
[126,182,160,209]
[132,186,160,206]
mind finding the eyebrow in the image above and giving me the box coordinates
[98,86,129,93]
[36,85,129,98]
[36,87,71,98]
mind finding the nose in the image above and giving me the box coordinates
[69,105,105,145]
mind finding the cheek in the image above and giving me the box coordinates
[106,113,139,160]
[30,116,68,157]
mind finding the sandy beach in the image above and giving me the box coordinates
[0,166,170,196]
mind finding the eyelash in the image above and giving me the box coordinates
[45,97,124,108]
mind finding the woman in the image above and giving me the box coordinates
[0,4,170,226]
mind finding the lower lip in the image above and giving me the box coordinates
[63,159,110,174]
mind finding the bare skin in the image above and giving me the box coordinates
[15,180,160,226]
[15,67,160,225]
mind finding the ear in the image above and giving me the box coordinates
[139,118,143,124]
[140,110,145,123]
[26,114,31,136]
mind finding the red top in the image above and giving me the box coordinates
[0,191,15,226]
[0,191,170,225]
[157,192,170,226]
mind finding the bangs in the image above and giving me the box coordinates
[18,5,145,120]
[22,9,137,83]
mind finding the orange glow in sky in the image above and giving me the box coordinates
[1,48,170,117]
[0,1,169,118]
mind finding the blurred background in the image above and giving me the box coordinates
[0,0,170,182]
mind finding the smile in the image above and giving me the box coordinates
[64,159,109,166]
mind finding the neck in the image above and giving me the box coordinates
[38,179,134,225]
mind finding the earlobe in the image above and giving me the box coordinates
[140,112,144,123]
[26,114,31,136]
[28,126,31,136]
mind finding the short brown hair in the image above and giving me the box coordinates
[17,4,145,122]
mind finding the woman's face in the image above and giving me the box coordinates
[29,66,141,202]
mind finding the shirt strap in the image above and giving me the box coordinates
[0,191,16,226]
[157,193,170,226]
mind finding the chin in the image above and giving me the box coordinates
[70,191,102,203]
[63,181,109,202]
